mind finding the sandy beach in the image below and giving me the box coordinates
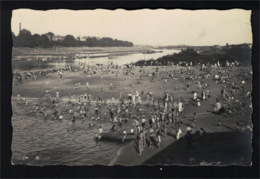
[12,63,252,166]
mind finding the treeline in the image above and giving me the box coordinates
[12,29,134,48]
[135,44,251,66]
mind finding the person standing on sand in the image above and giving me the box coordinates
[95,106,99,116]
[214,100,222,111]
[148,127,155,148]
[178,99,183,113]
[97,126,103,139]
[192,112,197,127]
[72,115,76,123]
[142,129,146,147]
[197,99,201,107]
[193,92,198,100]
[141,116,146,129]
[55,90,59,99]
[186,127,193,150]
[132,92,136,106]
[122,129,127,142]
[206,89,210,99]
[176,128,182,140]
[125,107,130,119]
[156,129,161,148]
[86,82,89,90]
[201,91,204,101]
[128,92,132,103]
[59,70,63,82]
[186,82,190,90]
[130,127,135,135]
[138,131,144,156]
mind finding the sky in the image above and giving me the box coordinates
[12,9,252,46]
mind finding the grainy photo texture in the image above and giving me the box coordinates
[11,9,252,166]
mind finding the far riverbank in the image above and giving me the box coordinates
[12,46,153,59]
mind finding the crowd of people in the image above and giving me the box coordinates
[13,59,252,156]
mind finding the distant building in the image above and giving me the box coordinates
[53,35,65,41]
[78,36,89,41]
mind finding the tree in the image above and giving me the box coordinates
[46,32,55,41]
[32,34,41,47]
[62,35,77,47]
[85,37,98,47]
[39,34,51,48]
[12,29,134,48]
[12,32,18,47]
[17,29,33,47]
[226,44,251,63]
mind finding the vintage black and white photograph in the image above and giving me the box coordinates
[11,9,253,166]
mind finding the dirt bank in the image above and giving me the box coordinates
[12,46,151,58]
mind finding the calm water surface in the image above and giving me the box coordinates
[12,49,180,71]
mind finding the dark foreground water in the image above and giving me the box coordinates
[11,110,125,166]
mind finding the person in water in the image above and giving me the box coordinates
[95,126,103,150]
[111,125,116,132]
[98,126,103,139]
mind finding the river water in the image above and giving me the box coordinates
[12,49,180,71]
[12,106,126,166]
[11,49,180,166]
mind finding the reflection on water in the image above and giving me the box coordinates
[12,49,180,71]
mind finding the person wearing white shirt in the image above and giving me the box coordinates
[176,128,183,140]
[193,92,198,100]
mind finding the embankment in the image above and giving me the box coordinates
[12,46,151,58]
